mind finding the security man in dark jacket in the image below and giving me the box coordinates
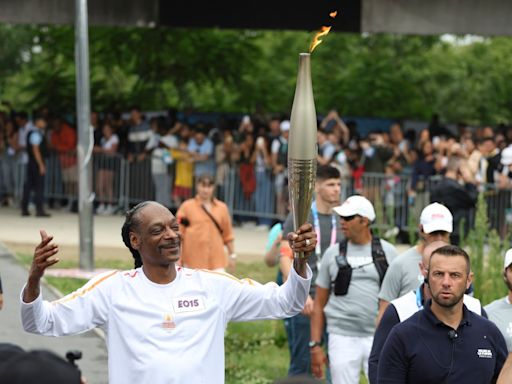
[377,245,507,384]
[21,115,51,217]
[368,241,486,383]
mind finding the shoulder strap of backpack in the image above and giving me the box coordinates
[337,239,348,267]
[371,236,388,286]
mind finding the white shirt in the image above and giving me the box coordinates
[18,121,36,164]
[21,265,311,384]
[100,134,119,151]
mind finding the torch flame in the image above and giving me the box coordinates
[309,26,332,53]
[309,10,338,53]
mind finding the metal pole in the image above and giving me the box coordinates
[75,0,94,270]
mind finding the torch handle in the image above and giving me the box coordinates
[288,158,317,260]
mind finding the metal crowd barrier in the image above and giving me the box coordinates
[9,153,512,237]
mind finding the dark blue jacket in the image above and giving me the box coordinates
[377,300,506,384]
[368,287,487,384]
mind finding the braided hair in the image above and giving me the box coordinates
[121,201,154,268]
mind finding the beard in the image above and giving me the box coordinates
[505,276,512,292]
[431,288,465,308]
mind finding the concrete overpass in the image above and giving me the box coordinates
[1,0,512,36]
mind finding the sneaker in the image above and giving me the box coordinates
[36,212,51,218]
[21,211,30,217]
[103,205,115,215]
[96,203,106,214]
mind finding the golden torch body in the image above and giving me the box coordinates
[288,53,318,259]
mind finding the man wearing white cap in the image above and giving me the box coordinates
[376,202,453,325]
[271,119,290,216]
[310,195,397,384]
[485,248,512,352]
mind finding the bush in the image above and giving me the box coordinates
[464,193,509,304]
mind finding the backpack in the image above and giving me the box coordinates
[332,237,388,296]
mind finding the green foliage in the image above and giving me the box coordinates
[458,218,466,249]
[407,207,418,246]
[486,229,508,304]
[464,193,509,304]
[0,24,37,95]
[2,25,512,124]
[225,320,288,384]
[466,194,488,298]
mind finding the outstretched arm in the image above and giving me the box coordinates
[22,230,60,303]
[219,223,316,322]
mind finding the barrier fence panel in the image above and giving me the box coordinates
[0,154,17,206]
[9,155,512,238]
[93,152,124,213]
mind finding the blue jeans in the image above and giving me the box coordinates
[285,313,311,376]
[284,313,332,381]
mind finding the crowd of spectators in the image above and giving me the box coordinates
[2,101,512,228]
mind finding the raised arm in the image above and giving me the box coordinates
[21,231,115,337]
[23,230,60,303]
[220,223,316,322]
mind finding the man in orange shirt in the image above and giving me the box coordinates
[176,173,236,272]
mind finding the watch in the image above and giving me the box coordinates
[308,340,321,349]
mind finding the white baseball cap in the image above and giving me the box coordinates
[280,120,290,132]
[333,195,376,221]
[420,203,453,234]
[504,249,512,269]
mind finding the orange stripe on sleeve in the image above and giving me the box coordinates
[53,270,118,304]
[199,269,244,284]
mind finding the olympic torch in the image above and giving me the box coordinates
[288,53,318,259]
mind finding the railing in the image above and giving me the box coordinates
[9,152,512,237]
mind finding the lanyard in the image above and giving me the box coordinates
[415,287,424,309]
[311,201,337,258]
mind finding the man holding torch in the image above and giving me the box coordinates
[20,201,318,384]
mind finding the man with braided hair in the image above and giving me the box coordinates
[20,201,316,384]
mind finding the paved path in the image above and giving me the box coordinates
[0,206,270,262]
[0,242,109,383]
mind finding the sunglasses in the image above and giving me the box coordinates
[340,215,359,222]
